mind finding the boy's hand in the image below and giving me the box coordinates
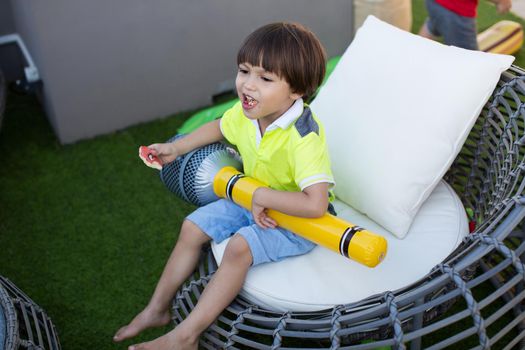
[252,189,277,229]
[146,143,180,165]
[139,146,163,170]
[494,0,511,13]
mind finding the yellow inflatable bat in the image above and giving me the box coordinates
[478,20,523,55]
[213,166,387,268]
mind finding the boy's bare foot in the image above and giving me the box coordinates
[113,306,171,342]
[128,327,198,350]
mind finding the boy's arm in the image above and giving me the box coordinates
[148,119,223,165]
[251,183,329,229]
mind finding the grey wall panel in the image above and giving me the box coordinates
[0,0,15,35]
[0,0,22,81]
[9,0,352,144]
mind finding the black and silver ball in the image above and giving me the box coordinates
[160,135,243,206]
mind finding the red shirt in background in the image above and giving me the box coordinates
[435,0,478,17]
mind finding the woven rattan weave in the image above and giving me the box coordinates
[0,276,60,350]
[170,66,525,349]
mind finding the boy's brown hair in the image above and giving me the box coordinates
[237,22,327,100]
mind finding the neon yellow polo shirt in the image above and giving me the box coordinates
[220,99,335,194]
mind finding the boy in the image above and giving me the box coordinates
[113,22,334,350]
[419,0,512,50]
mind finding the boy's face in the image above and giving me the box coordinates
[236,63,301,124]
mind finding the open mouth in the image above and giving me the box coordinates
[242,94,258,109]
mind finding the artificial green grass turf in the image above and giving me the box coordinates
[1,1,525,349]
[0,92,197,348]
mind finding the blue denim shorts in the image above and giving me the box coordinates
[425,0,478,50]
[186,199,316,266]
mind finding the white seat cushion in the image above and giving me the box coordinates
[211,180,468,312]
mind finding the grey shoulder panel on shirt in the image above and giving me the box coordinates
[294,107,319,137]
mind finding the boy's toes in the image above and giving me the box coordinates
[113,324,139,342]
[113,308,171,343]
[113,326,129,342]
[128,342,148,350]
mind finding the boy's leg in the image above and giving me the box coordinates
[128,234,253,350]
[128,221,315,350]
[419,20,438,40]
[113,219,211,342]
[419,0,439,40]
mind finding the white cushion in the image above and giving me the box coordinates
[310,15,513,238]
[211,180,468,312]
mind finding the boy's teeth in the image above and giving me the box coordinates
[245,95,256,107]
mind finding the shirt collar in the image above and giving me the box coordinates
[251,98,304,132]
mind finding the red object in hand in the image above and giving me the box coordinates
[139,146,163,170]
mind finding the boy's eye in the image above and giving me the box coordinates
[261,76,273,82]
[238,68,248,74]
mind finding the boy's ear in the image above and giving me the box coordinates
[290,91,303,100]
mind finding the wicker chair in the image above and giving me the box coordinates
[0,276,61,350]
[170,66,525,349]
